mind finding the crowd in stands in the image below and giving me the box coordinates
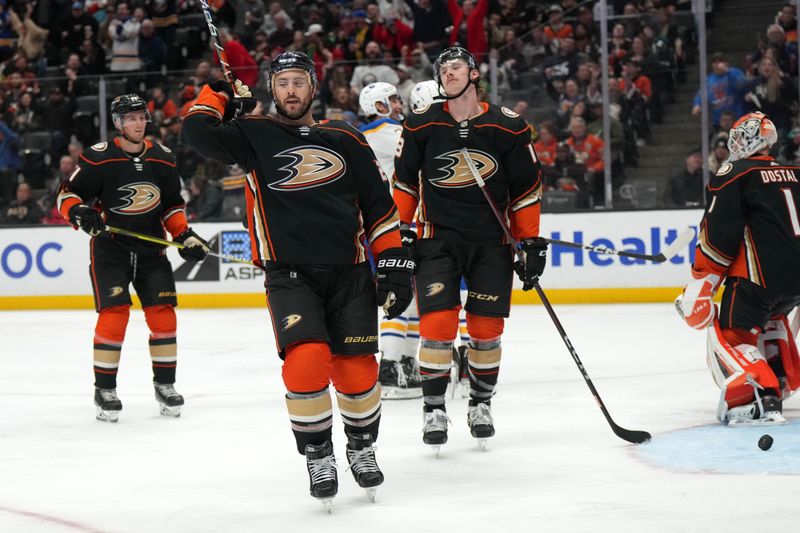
[0,0,796,224]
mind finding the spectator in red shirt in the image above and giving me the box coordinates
[566,116,604,203]
[534,120,559,186]
[543,4,573,49]
[218,26,260,87]
[447,0,488,61]
[147,85,178,127]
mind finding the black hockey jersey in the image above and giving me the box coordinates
[393,101,542,244]
[57,138,186,251]
[695,155,800,294]
[182,86,400,265]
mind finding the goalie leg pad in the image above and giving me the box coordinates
[706,320,780,422]
[759,316,800,399]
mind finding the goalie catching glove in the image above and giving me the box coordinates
[174,228,210,262]
[208,80,257,120]
[376,247,415,319]
[513,238,548,290]
[676,269,721,329]
[68,204,106,237]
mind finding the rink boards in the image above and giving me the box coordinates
[0,209,702,309]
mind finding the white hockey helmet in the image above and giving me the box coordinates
[409,80,442,113]
[727,112,778,161]
[359,82,399,118]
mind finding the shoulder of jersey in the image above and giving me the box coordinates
[405,102,447,127]
[148,140,177,162]
[481,104,529,134]
[80,140,123,163]
[315,119,368,142]
[709,158,759,187]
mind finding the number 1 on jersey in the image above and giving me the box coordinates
[780,188,800,237]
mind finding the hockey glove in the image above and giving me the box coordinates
[676,269,721,329]
[399,222,417,260]
[68,204,106,237]
[174,228,210,262]
[513,237,548,290]
[376,247,415,319]
[208,80,257,120]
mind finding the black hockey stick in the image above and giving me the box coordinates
[199,0,236,88]
[460,148,652,445]
[546,228,695,263]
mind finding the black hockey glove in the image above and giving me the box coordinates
[174,228,210,262]
[376,247,415,319]
[68,204,106,237]
[399,222,417,260]
[208,80,257,121]
[513,237,548,291]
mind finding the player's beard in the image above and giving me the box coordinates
[275,93,313,121]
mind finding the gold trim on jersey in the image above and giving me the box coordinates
[743,225,762,286]
[394,180,419,200]
[698,224,732,268]
[355,211,367,263]
[246,171,272,263]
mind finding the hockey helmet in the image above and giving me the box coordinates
[727,112,778,161]
[268,51,318,94]
[110,93,150,128]
[409,80,443,112]
[359,82,399,118]
[433,46,478,86]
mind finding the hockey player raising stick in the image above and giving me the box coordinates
[182,52,413,508]
[676,112,800,425]
[392,46,546,452]
[57,94,210,422]
[359,82,422,400]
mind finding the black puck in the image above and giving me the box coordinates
[758,434,773,451]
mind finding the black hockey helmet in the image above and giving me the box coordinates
[432,46,480,100]
[110,93,150,127]
[267,51,318,94]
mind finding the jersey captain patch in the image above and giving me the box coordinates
[109,182,162,215]
[270,146,347,191]
[431,149,498,188]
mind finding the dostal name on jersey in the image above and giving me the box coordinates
[760,169,798,184]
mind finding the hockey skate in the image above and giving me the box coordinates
[154,381,184,417]
[422,409,451,456]
[468,403,495,450]
[345,433,384,502]
[379,358,422,400]
[305,441,338,512]
[94,387,122,422]
[726,394,786,426]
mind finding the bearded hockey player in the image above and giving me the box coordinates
[182,52,413,509]
[392,46,546,452]
[57,94,209,422]
[677,112,800,425]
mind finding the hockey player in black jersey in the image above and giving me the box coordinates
[677,112,800,425]
[392,46,547,451]
[182,52,413,508]
[57,94,210,422]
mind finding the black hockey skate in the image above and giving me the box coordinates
[154,381,184,417]
[379,358,421,400]
[468,402,495,450]
[94,387,122,422]
[422,409,451,456]
[345,433,384,502]
[305,441,338,512]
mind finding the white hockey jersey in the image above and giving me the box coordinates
[360,117,403,185]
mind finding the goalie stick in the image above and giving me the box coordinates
[546,228,695,263]
[461,148,652,445]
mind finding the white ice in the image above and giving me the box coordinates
[1,304,797,533]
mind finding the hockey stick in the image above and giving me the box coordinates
[104,225,257,266]
[546,227,695,263]
[461,148,652,445]
[198,0,235,88]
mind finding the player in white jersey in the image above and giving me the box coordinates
[359,82,422,399]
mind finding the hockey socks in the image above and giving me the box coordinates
[286,388,334,455]
[466,340,501,407]
[419,339,453,412]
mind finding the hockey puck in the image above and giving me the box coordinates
[758,434,773,451]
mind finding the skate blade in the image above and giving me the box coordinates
[318,497,334,513]
[381,387,423,400]
[365,488,378,503]
[431,445,442,457]
[159,403,182,417]
[96,407,120,423]
[477,438,489,451]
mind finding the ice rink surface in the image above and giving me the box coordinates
[1,303,797,532]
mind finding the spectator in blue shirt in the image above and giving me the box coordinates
[692,52,748,128]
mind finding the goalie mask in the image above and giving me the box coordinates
[359,82,401,119]
[727,112,778,161]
